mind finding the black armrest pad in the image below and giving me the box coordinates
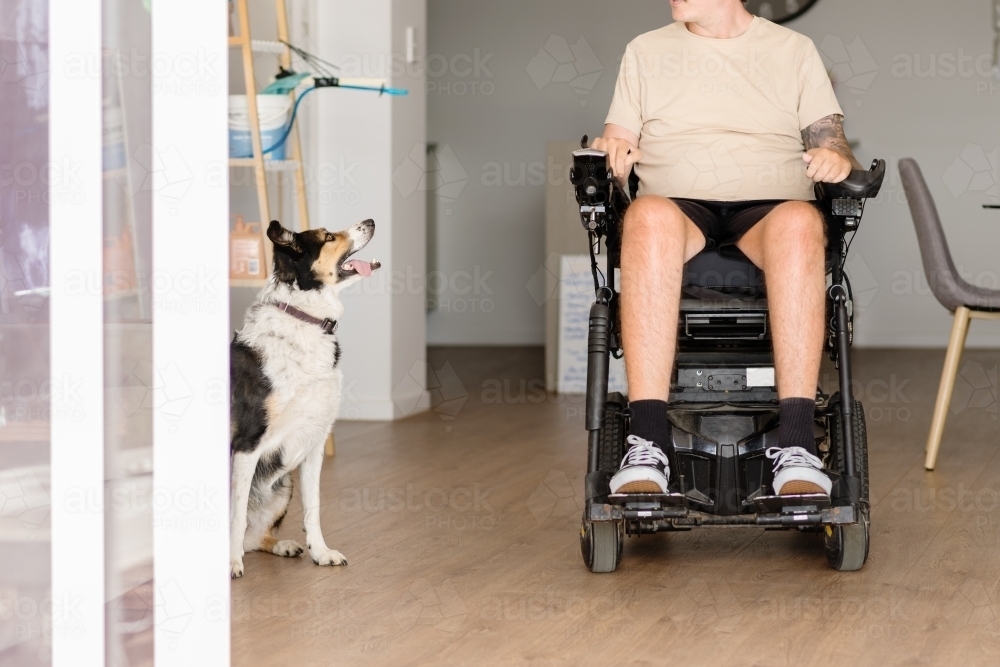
[816,159,886,201]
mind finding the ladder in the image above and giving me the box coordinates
[228,0,310,288]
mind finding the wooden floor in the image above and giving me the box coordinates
[233,347,1000,667]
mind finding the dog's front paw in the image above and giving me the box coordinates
[231,558,245,579]
[311,548,347,567]
[272,540,304,558]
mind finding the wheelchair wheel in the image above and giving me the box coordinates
[580,393,628,573]
[825,395,870,571]
[581,520,624,573]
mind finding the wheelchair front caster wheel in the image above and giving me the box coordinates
[825,518,869,571]
[581,520,623,573]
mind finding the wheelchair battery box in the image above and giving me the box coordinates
[679,298,769,341]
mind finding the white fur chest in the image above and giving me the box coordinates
[237,295,345,471]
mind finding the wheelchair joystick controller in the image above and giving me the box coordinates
[571,136,617,234]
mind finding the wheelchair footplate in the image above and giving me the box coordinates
[752,493,855,526]
[595,493,689,521]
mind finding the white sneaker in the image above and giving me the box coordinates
[766,446,833,496]
[609,435,671,494]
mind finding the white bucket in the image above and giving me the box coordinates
[229,94,293,160]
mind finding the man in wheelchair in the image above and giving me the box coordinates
[591,0,861,499]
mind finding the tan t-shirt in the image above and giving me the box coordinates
[606,17,842,202]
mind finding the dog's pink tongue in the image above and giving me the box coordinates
[344,260,373,277]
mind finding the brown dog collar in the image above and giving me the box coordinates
[273,301,338,335]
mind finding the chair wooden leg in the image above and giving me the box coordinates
[325,432,336,458]
[925,306,972,470]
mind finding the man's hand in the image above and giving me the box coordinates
[802,148,852,184]
[591,135,642,182]
[800,114,862,184]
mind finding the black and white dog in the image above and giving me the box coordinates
[230,218,379,579]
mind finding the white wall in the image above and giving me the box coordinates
[427,0,1000,348]
[310,0,429,418]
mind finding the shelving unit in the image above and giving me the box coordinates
[228,0,311,288]
[229,0,335,457]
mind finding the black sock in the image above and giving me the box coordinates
[779,397,817,455]
[629,399,670,450]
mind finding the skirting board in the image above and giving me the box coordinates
[339,389,431,421]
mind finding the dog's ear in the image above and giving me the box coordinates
[267,220,302,254]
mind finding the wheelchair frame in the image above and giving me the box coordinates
[571,139,886,572]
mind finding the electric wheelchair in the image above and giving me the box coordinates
[571,139,885,573]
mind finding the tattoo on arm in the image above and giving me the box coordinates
[801,114,863,170]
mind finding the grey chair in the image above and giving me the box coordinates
[899,158,1000,470]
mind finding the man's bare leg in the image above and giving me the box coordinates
[736,200,831,495]
[735,201,826,402]
[610,195,706,493]
[620,196,707,402]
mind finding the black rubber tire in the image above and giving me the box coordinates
[825,394,870,571]
[581,520,624,573]
[580,393,628,573]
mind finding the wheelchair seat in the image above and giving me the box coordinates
[683,246,763,291]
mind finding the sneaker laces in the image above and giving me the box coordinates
[765,446,823,473]
[621,435,670,469]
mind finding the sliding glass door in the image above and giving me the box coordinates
[0,1,230,665]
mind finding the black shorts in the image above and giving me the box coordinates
[672,198,814,250]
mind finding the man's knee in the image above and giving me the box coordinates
[766,201,826,249]
[624,196,688,239]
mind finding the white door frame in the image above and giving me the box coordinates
[50,0,231,664]
[151,0,231,665]
[49,0,105,664]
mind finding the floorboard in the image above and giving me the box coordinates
[232,346,1000,666]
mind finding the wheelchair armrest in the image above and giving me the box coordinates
[816,159,886,202]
